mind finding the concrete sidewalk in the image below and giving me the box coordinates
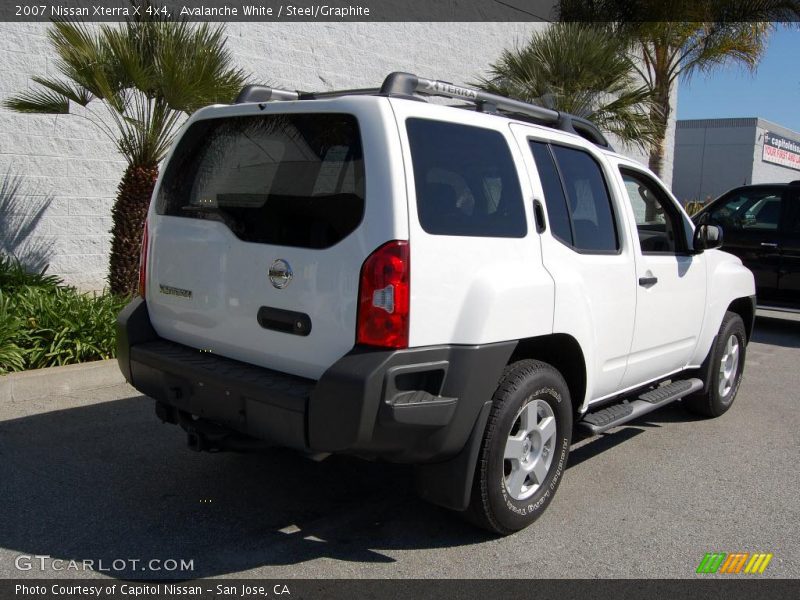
[0,359,124,403]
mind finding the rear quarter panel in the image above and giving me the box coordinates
[388,99,555,348]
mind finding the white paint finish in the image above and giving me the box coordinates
[608,158,708,388]
[143,71,751,410]
[390,100,555,349]
[621,253,707,385]
[687,249,756,367]
[146,97,407,379]
[510,123,638,406]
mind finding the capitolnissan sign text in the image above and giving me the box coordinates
[762,131,800,172]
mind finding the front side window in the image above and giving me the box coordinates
[620,169,685,254]
[406,118,526,238]
[709,189,783,232]
[157,113,365,249]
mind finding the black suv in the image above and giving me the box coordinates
[693,182,800,311]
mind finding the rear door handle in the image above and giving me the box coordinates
[761,242,778,248]
[639,276,658,287]
[533,199,547,233]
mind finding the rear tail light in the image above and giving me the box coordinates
[138,220,149,298]
[356,240,410,348]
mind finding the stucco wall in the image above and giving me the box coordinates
[1,21,675,291]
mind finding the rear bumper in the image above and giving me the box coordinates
[117,298,514,463]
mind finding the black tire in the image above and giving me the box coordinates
[683,311,747,418]
[465,360,572,535]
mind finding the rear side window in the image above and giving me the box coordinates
[530,141,572,245]
[529,141,619,253]
[406,118,526,238]
[551,145,619,253]
[157,113,364,249]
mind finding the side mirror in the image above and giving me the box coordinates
[693,224,723,252]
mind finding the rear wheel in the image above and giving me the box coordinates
[466,360,572,534]
[684,311,747,418]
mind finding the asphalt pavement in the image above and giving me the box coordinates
[1,312,798,579]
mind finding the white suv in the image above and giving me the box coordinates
[117,72,756,534]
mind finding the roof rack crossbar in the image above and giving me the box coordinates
[380,72,611,149]
[298,88,381,100]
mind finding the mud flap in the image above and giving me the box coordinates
[413,401,492,511]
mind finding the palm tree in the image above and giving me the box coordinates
[475,23,659,152]
[559,0,800,177]
[4,14,246,296]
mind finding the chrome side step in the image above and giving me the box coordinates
[579,378,703,435]
[758,304,800,315]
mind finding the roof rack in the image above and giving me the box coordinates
[234,72,613,150]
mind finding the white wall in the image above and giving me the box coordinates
[0,21,674,291]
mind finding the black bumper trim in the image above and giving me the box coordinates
[117,298,516,463]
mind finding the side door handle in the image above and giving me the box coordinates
[639,276,658,287]
[760,242,778,248]
[533,199,547,233]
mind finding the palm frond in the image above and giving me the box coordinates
[31,76,93,106]
[679,22,774,80]
[3,88,69,113]
[8,14,248,166]
[475,23,658,150]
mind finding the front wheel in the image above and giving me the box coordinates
[466,360,572,534]
[684,311,747,418]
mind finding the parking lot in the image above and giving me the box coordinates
[1,312,798,580]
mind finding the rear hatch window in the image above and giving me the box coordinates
[156,113,365,249]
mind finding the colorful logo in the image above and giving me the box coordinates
[696,552,773,574]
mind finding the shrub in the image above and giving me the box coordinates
[0,256,128,374]
[685,201,705,217]
[0,254,60,293]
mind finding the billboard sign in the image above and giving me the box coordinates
[762,131,800,171]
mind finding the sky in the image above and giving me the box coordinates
[677,26,800,132]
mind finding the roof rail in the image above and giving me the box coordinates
[379,72,612,149]
[233,72,612,149]
[235,85,298,103]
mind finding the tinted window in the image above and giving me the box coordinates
[709,189,782,232]
[621,170,684,254]
[157,113,364,249]
[786,190,800,233]
[530,141,572,245]
[407,119,526,238]
[550,145,619,252]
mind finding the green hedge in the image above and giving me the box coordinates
[0,255,129,374]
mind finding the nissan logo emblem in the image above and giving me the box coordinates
[268,259,293,289]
